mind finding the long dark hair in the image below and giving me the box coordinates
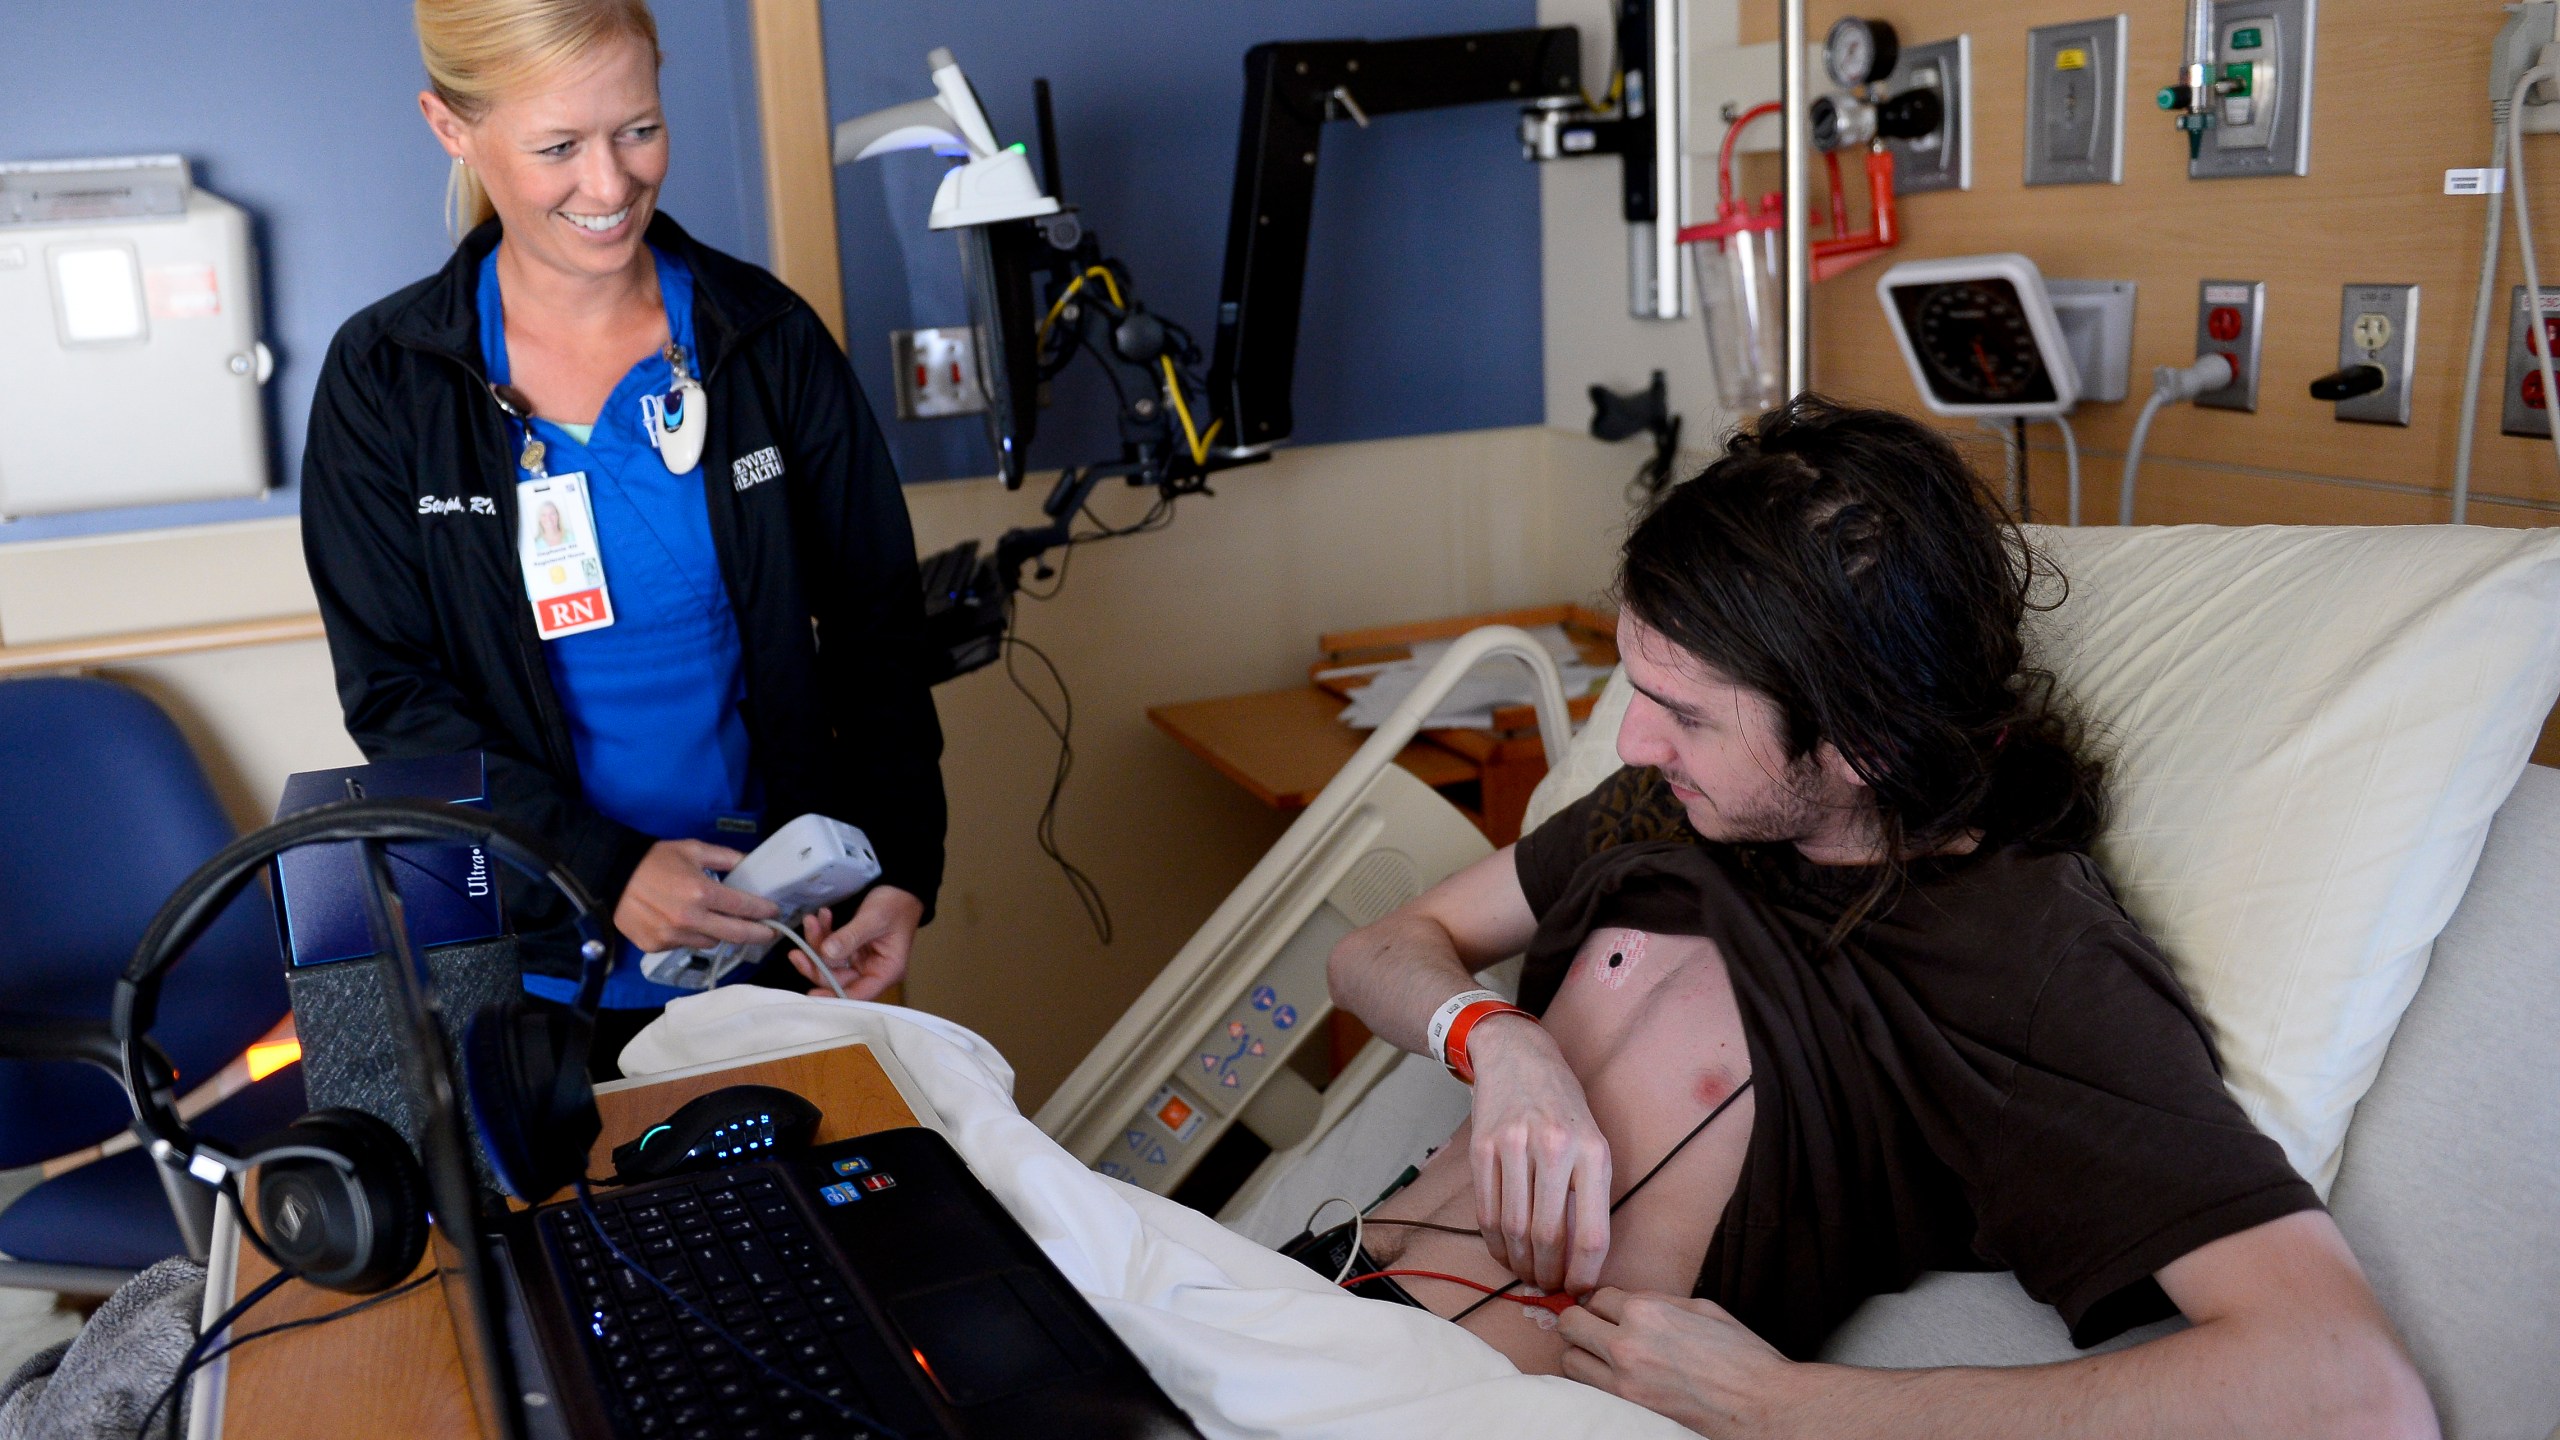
[1618,396,2105,926]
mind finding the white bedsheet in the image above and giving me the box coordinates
[619,988,1691,1440]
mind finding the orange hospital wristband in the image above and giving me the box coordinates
[1441,998,1533,1084]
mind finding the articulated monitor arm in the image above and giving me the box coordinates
[1206,28,1586,456]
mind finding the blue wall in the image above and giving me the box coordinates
[824,0,1545,484]
[0,2,768,543]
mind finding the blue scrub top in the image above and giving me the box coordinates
[479,246,760,1008]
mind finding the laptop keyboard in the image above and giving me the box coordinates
[540,1168,909,1439]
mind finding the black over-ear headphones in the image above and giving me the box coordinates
[113,797,610,1294]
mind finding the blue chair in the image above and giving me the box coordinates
[0,675,307,1294]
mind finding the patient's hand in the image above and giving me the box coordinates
[1467,1015,1614,1294]
[796,885,924,1000]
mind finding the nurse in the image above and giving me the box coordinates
[301,0,945,1073]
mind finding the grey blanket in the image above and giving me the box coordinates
[0,1260,205,1440]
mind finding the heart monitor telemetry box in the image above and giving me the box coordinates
[642,814,882,991]
[0,155,272,518]
[270,753,506,966]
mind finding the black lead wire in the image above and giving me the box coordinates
[1444,1075,1757,1325]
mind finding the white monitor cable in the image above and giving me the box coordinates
[759,917,852,1000]
[2049,413,2082,526]
[2451,98,2515,526]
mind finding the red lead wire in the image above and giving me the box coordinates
[1337,1271,1579,1315]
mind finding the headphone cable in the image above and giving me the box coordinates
[137,1269,289,1440]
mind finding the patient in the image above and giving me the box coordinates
[1314,399,2438,1438]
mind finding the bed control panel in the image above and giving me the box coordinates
[1096,899,1355,1195]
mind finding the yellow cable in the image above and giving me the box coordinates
[1035,264,1213,463]
[1035,266,1129,351]
[1580,69,1624,114]
[1159,355,1220,464]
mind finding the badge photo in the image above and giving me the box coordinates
[516,473,615,639]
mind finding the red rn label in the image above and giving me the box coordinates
[538,589,606,633]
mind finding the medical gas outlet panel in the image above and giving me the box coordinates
[2156,0,2316,179]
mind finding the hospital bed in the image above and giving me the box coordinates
[1038,523,2560,1439]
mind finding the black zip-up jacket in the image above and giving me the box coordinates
[300,215,944,977]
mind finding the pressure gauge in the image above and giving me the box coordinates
[1876,254,2082,418]
[1824,17,1900,89]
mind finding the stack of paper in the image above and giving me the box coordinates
[1331,623,1610,731]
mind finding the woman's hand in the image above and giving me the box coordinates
[614,839,781,953]
[794,886,924,1000]
[1466,1013,1615,1295]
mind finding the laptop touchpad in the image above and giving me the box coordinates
[892,1270,1085,1406]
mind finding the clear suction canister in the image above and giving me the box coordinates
[1681,103,1789,412]
[1687,201,1786,411]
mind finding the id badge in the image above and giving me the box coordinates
[516,473,615,639]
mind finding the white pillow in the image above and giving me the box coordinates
[1524,524,2560,1191]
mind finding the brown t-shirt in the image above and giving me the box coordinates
[1514,767,2320,1359]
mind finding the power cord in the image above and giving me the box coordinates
[2507,66,2560,491]
[1002,623,1113,944]
[2119,354,2233,525]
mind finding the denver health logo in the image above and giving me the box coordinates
[732,446,784,492]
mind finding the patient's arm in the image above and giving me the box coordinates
[1556,1210,2438,1440]
[1326,849,1616,1293]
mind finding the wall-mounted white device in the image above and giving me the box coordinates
[639,814,883,992]
[0,155,272,519]
[1877,253,2084,418]
[833,48,1059,231]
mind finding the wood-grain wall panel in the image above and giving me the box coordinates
[1739,0,2560,515]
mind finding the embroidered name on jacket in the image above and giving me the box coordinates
[419,495,498,516]
[732,446,784,492]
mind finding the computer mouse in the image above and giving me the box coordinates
[609,1084,822,1183]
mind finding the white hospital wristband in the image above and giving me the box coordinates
[1425,989,1507,1068]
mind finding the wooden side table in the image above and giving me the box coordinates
[202,1038,922,1439]
[1148,604,1615,845]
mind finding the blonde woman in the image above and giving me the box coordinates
[300,0,943,1072]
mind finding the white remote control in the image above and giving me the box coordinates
[639,814,883,991]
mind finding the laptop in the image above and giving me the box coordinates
[501,1126,1204,1439]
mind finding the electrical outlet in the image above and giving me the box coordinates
[2194,279,2265,412]
[2331,284,2416,426]
[1890,37,1971,193]
[889,326,986,420]
[2189,0,2315,179]
[2024,17,2127,187]
[2499,285,2560,437]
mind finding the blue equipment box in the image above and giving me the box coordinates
[271,753,506,966]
